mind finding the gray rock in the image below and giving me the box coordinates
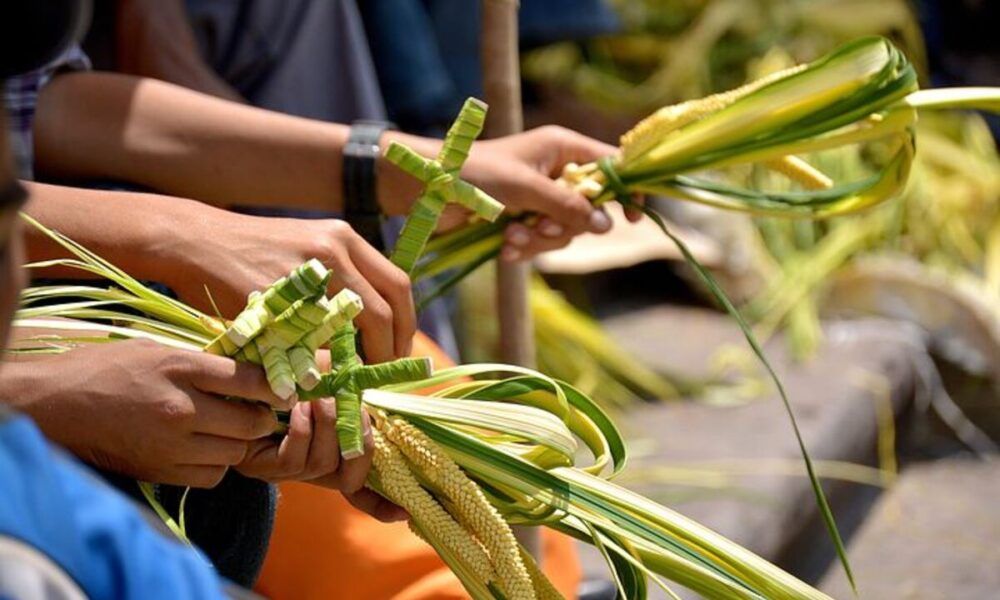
[821,459,1000,600]
[574,306,919,598]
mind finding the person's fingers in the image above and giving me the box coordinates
[315,349,332,372]
[502,231,575,261]
[501,217,583,261]
[166,465,229,489]
[236,402,312,480]
[236,437,279,478]
[535,217,565,238]
[436,204,472,233]
[178,434,250,466]
[504,222,532,248]
[512,171,597,235]
[331,265,395,363]
[184,351,290,410]
[342,488,409,523]
[302,398,340,479]
[518,230,576,260]
[499,245,522,262]
[337,411,374,494]
[624,193,646,222]
[347,239,416,359]
[188,392,278,440]
[589,206,613,233]
[274,401,312,477]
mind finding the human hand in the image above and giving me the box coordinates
[236,401,407,523]
[459,125,643,261]
[3,339,288,487]
[164,212,415,363]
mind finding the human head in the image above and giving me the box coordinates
[0,0,91,349]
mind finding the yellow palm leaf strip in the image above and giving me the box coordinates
[619,63,808,161]
[370,428,495,585]
[763,156,834,190]
[382,416,537,600]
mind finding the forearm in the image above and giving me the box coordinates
[33,72,440,214]
[115,0,243,102]
[34,72,348,211]
[23,182,215,285]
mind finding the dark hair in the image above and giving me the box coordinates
[0,0,92,79]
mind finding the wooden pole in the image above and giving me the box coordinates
[480,0,541,558]
[480,0,534,370]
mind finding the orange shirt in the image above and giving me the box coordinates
[255,332,581,599]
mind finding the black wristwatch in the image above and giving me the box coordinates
[343,120,395,250]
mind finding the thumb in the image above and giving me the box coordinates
[515,171,611,235]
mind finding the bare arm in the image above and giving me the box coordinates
[22,182,416,360]
[22,181,196,282]
[35,73,368,211]
[34,72,616,251]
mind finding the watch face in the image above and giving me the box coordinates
[0,0,92,78]
[345,141,382,159]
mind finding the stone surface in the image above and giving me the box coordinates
[575,306,920,598]
[821,459,1000,600]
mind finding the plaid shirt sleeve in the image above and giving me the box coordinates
[3,45,91,180]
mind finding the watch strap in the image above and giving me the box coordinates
[343,120,394,250]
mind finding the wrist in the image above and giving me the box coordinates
[344,121,396,248]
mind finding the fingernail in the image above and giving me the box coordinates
[501,247,521,262]
[540,222,564,237]
[508,229,530,246]
[589,209,612,232]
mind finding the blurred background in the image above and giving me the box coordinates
[511,2,1000,597]
[517,2,1000,598]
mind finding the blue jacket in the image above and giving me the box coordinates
[0,408,227,599]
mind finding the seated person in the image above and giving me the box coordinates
[6,178,415,586]
[0,4,249,597]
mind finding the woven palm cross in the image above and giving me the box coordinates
[386,97,505,274]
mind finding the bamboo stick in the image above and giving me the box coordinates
[480,0,541,560]
[480,0,533,369]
